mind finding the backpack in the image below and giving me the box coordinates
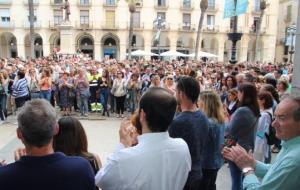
[264,112,279,145]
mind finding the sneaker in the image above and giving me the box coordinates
[83,114,88,117]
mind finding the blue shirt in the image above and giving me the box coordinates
[168,110,209,186]
[243,136,300,190]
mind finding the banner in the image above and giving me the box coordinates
[224,0,249,18]
[224,0,235,19]
[236,0,249,16]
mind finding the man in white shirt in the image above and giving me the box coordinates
[95,87,191,190]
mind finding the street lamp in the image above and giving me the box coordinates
[227,0,243,64]
[287,24,296,63]
[153,15,166,59]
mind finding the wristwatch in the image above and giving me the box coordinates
[242,167,254,176]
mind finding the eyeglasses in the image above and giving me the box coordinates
[167,78,173,80]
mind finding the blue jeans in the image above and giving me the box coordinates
[77,95,89,115]
[0,94,7,120]
[100,88,109,112]
[228,161,243,190]
[40,90,51,102]
[31,92,41,99]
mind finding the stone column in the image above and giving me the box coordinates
[43,43,50,57]
[58,22,74,54]
[16,35,26,59]
[94,42,101,60]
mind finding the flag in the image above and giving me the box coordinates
[236,0,249,16]
[224,0,235,19]
[224,0,249,18]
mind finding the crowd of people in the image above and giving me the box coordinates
[0,54,300,190]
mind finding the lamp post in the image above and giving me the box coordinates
[227,0,243,64]
[153,15,166,59]
[287,24,296,63]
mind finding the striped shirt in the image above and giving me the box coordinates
[12,78,29,98]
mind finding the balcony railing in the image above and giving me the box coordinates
[0,0,12,5]
[103,1,117,7]
[180,0,194,11]
[126,22,144,30]
[24,20,42,28]
[77,0,92,7]
[23,0,39,5]
[0,21,14,28]
[179,23,195,31]
[154,0,169,9]
[207,4,218,12]
[153,22,170,31]
[203,25,220,32]
[102,21,119,30]
[76,21,93,29]
[50,0,63,6]
[49,20,63,29]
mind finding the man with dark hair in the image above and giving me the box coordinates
[96,87,191,190]
[11,70,30,109]
[169,76,209,190]
[0,99,95,190]
[223,97,300,190]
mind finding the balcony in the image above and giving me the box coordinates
[0,21,14,28]
[50,0,63,7]
[154,1,169,10]
[76,21,93,29]
[153,22,170,31]
[226,26,243,33]
[207,4,218,12]
[127,22,144,30]
[180,1,194,11]
[103,1,117,8]
[102,21,119,30]
[23,20,42,28]
[23,0,39,6]
[0,0,12,5]
[178,22,196,32]
[77,0,92,7]
[203,25,220,33]
[49,20,63,29]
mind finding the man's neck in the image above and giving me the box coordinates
[26,144,54,157]
[180,101,198,112]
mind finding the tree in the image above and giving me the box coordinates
[194,0,208,60]
[254,0,267,62]
[28,0,35,59]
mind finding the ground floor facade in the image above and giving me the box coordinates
[0,27,277,63]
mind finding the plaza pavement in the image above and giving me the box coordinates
[0,115,231,190]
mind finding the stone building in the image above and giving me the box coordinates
[0,0,279,62]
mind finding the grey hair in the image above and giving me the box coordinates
[17,99,57,147]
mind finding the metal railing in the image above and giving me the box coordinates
[0,0,12,5]
[203,25,220,32]
[0,21,14,28]
[101,21,119,29]
[77,0,92,7]
[178,23,196,31]
[180,0,193,11]
[23,20,42,28]
[23,0,39,5]
[154,0,169,9]
[127,22,144,30]
[50,0,63,6]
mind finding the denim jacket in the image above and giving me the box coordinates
[201,118,225,170]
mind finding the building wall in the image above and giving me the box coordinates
[0,0,279,62]
[275,0,298,63]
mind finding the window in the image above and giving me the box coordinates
[132,35,136,46]
[80,10,89,25]
[157,12,166,20]
[80,0,89,5]
[208,0,215,9]
[0,9,10,23]
[207,15,215,26]
[183,13,191,29]
[254,0,260,12]
[54,0,62,3]
[158,0,166,6]
[53,10,63,25]
[252,17,260,32]
[286,5,292,22]
[106,0,116,5]
[183,0,191,8]
[133,12,140,28]
[106,11,115,28]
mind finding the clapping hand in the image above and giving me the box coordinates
[222,144,256,170]
[119,120,139,148]
[0,159,6,166]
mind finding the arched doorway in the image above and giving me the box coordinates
[49,32,60,53]
[76,34,94,58]
[25,33,43,58]
[127,33,144,52]
[102,34,120,59]
[0,32,18,58]
[151,32,170,59]
[177,35,194,55]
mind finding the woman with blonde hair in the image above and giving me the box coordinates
[198,91,225,190]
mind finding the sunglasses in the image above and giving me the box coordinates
[167,78,173,80]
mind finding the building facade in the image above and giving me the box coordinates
[275,0,298,63]
[0,0,279,62]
